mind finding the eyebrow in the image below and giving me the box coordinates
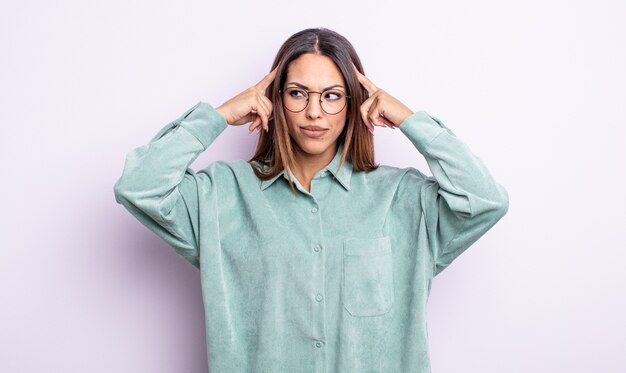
[286,82,345,91]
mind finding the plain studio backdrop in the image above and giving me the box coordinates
[1,0,624,372]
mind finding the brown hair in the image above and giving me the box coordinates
[247,27,379,195]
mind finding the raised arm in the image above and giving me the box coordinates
[352,63,508,277]
[398,111,509,277]
[113,102,228,268]
[113,69,277,268]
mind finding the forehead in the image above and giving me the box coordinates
[286,53,345,88]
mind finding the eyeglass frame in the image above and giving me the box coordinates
[279,87,351,115]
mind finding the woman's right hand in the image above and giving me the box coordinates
[216,67,277,133]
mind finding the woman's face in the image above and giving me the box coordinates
[282,53,348,160]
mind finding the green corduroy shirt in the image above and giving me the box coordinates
[113,101,509,372]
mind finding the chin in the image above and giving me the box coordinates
[294,138,333,155]
[295,141,324,154]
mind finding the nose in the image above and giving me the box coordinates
[306,92,323,118]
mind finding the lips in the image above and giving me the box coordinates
[300,126,328,138]
[301,126,328,131]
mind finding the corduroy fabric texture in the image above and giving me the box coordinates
[114,101,509,372]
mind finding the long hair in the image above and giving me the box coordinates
[248,27,379,195]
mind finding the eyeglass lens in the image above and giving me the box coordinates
[283,88,347,114]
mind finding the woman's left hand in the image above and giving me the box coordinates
[353,63,414,133]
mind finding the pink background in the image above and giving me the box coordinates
[2,0,625,371]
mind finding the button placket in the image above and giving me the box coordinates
[307,196,326,361]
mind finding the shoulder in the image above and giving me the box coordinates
[196,159,260,186]
[198,159,252,176]
[349,163,431,202]
[358,163,430,186]
[372,163,437,201]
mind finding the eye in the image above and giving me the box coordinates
[288,89,306,98]
[324,91,343,101]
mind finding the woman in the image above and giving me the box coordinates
[114,27,509,372]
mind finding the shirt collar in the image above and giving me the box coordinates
[259,142,352,191]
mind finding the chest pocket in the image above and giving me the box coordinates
[342,235,395,317]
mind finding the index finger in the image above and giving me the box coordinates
[255,67,278,92]
[352,62,378,95]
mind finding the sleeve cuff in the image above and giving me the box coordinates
[398,110,452,151]
[177,101,229,150]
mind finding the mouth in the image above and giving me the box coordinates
[300,126,329,138]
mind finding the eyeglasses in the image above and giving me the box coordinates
[279,87,350,115]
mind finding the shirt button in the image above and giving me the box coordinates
[314,341,324,348]
[315,294,323,302]
[311,206,318,213]
[313,245,321,252]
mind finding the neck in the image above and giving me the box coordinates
[292,142,338,184]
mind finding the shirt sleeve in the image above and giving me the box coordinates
[398,111,509,277]
[113,101,228,268]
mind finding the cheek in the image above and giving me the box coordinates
[284,114,299,132]
[334,114,347,132]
